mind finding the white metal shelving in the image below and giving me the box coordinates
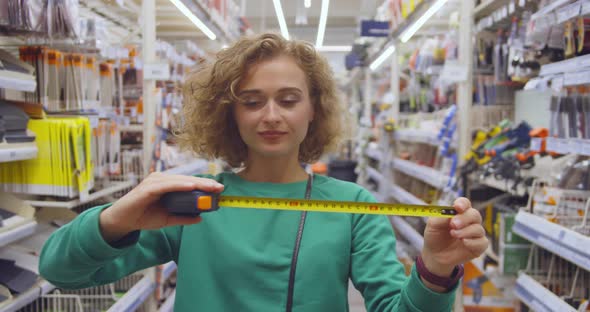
[391,158,449,190]
[395,129,441,146]
[512,210,590,271]
[119,124,143,132]
[159,289,175,312]
[541,137,590,156]
[25,180,135,209]
[366,146,383,161]
[0,279,55,312]
[162,159,209,175]
[515,273,576,312]
[161,261,177,282]
[474,0,512,19]
[0,221,37,248]
[0,73,36,92]
[390,183,426,206]
[107,275,156,312]
[0,142,38,163]
[366,168,425,250]
[390,216,424,251]
[480,176,528,197]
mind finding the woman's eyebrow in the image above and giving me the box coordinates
[237,89,262,96]
[277,87,303,94]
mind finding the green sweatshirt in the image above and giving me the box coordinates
[39,172,456,311]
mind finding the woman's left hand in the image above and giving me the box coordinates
[421,197,488,278]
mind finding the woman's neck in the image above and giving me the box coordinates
[238,153,308,183]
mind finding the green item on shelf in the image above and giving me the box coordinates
[499,213,531,275]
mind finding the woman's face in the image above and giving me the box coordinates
[234,55,314,160]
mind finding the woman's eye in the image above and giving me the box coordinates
[280,97,299,106]
[242,99,262,107]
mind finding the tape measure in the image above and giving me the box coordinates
[161,191,456,218]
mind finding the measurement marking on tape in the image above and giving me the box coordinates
[218,196,456,218]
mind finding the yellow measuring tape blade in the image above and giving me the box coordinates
[218,196,456,218]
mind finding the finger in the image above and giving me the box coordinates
[156,174,225,191]
[141,178,224,198]
[426,216,451,229]
[453,197,471,213]
[462,236,489,257]
[450,208,482,230]
[166,215,202,227]
[451,224,486,239]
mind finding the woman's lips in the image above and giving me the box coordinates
[258,131,287,139]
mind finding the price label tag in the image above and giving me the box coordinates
[567,139,579,154]
[530,138,542,152]
[552,75,564,92]
[564,71,590,86]
[546,137,558,152]
[558,139,570,154]
[509,1,515,14]
[583,0,590,15]
[441,61,468,83]
[557,2,581,24]
[579,54,590,68]
[144,63,170,81]
[89,116,99,129]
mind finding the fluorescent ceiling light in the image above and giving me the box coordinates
[399,0,448,43]
[304,0,311,8]
[315,0,330,47]
[369,45,396,71]
[273,0,290,40]
[167,0,216,40]
[316,45,351,52]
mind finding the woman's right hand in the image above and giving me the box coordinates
[99,172,225,243]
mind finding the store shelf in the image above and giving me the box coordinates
[515,273,576,312]
[512,210,590,271]
[161,261,177,281]
[107,275,156,312]
[531,0,572,20]
[26,180,135,209]
[0,279,55,312]
[391,158,449,190]
[0,142,38,163]
[474,0,511,20]
[390,216,424,251]
[366,146,383,161]
[390,184,427,206]
[163,159,209,176]
[480,176,528,197]
[119,124,143,132]
[367,166,427,206]
[395,129,457,149]
[539,54,590,77]
[395,129,439,145]
[366,168,425,250]
[0,220,37,248]
[543,137,590,156]
[159,289,176,312]
[366,167,384,183]
[0,71,36,92]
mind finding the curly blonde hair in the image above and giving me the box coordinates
[176,33,345,168]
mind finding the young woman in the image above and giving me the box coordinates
[39,33,488,311]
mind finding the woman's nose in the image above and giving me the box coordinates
[262,100,281,123]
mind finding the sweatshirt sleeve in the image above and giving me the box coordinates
[350,189,457,312]
[39,204,182,289]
